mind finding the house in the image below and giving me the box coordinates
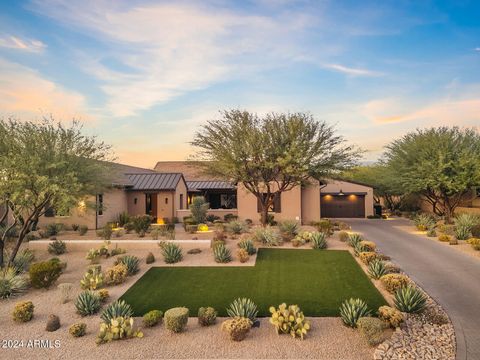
[34,161,374,229]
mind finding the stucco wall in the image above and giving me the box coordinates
[173,179,188,216]
[97,189,128,228]
[321,180,374,217]
[156,191,174,220]
[127,191,146,217]
[301,182,321,224]
[176,209,238,222]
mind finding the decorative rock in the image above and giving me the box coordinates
[46,314,60,332]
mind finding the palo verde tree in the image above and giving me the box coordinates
[383,127,480,223]
[191,110,359,226]
[0,118,112,267]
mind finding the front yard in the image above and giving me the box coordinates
[121,248,386,316]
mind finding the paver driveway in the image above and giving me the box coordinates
[346,218,480,360]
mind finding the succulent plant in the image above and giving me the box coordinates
[278,220,299,240]
[252,226,281,246]
[394,285,427,313]
[238,238,257,255]
[75,290,101,316]
[80,267,104,290]
[46,314,61,332]
[11,249,35,274]
[0,267,28,299]
[226,298,258,323]
[104,264,128,285]
[48,239,67,255]
[380,274,410,293]
[69,322,87,337]
[12,301,34,322]
[367,259,388,279]
[269,303,310,339]
[339,298,371,328]
[143,309,163,327]
[359,251,377,265]
[222,316,252,341]
[146,252,155,264]
[311,232,327,249]
[378,306,403,328]
[198,306,217,326]
[226,220,248,234]
[160,242,183,264]
[101,299,134,323]
[96,316,143,344]
[115,255,140,275]
[213,243,232,263]
[348,233,363,248]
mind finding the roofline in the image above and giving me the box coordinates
[324,178,374,189]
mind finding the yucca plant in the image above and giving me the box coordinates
[101,299,133,323]
[10,249,35,274]
[75,290,101,316]
[367,259,387,280]
[227,298,258,323]
[339,298,371,328]
[348,233,363,248]
[413,213,436,231]
[278,220,299,240]
[160,242,183,264]
[454,213,480,234]
[311,232,327,249]
[213,243,232,263]
[238,238,257,255]
[0,267,29,299]
[48,239,67,255]
[115,255,140,275]
[454,226,472,241]
[252,226,281,246]
[394,285,427,313]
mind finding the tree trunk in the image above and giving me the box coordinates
[0,240,4,268]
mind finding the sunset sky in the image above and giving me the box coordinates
[1,0,479,167]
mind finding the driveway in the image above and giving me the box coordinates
[346,218,480,360]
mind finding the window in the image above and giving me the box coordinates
[257,193,281,213]
[134,198,138,205]
[146,194,153,215]
[180,194,184,209]
[165,197,168,205]
[97,194,103,216]
[44,204,55,217]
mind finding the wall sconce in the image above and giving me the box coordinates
[338,189,345,196]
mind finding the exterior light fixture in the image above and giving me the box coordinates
[338,189,345,196]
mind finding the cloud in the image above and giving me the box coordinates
[475,47,480,52]
[0,58,91,121]
[0,35,46,52]
[322,63,382,77]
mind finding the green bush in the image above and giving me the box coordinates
[226,297,258,323]
[226,220,248,235]
[0,267,28,299]
[45,223,63,237]
[117,211,131,227]
[104,264,128,285]
[357,317,386,346]
[146,252,155,264]
[252,226,281,246]
[101,299,134,323]
[238,237,257,255]
[12,301,34,322]
[160,242,183,263]
[278,220,299,240]
[367,260,387,280]
[143,310,163,327]
[97,225,113,240]
[78,225,88,236]
[338,231,350,242]
[339,298,371,328]
[69,322,87,337]
[115,255,140,275]
[311,232,327,249]
[164,307,189,332]
[132,215,153,237]
[313,219,333,235]
[198,307,217,326]
[29,260,62,289]
[75,290,101,316]
[190,197,209,224]
[394,285,427,313]
[48,239,67,255]
[213,243,232,263]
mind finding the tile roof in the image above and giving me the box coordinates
[125,173,183,190]
[186,180,235,191]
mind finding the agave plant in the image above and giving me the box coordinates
[278,220,299,240]
[115,255,140,275]
[101,299,133,323]
[413,214,436,231]
[238,238,257,255]
[226,298,258,323]
[394,285,427,313]
[353,241,369,256]
[311,232,327,249]
[0,267,29,299]
[339,298,371,328]
[48,239,67,255]
[213,243,232,263]
[347,233,363,248]
[160,242,183,264]
[75,290,101,316]
[10,249,35,274]
[367,259,387,280]
[226,221,248,235]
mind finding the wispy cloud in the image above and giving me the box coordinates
[475,47,480,52]
[322,63,382,77]
[0,35,46,52]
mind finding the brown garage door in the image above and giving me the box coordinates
[321,194,365,218]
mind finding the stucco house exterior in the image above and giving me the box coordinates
[32,161,374,229]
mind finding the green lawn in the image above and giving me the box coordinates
[120,248,386,317]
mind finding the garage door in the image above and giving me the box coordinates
[321,194,365,218]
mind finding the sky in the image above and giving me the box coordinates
[0,0,479,168]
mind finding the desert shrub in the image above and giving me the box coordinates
[45,223,63,237]
[86,248,100,264]
[367,260,387,279]
[101,299,133,323]
[104,263,128,285]
[238,237,257,255]
[338,231,350,242]
[71,224,80,231]
[206,214,221,223]
[190,197,209,224]
[222,317,252,341]
[278,220,299,240]
[12,301,34,322]
[339,298,371,328]
[98,289,109,303]
[265,213,277,226]
[78,225,88,236]
[0,267,28,299]
[143,310,163,327]
[359,252,377,265]
[46,314,61,332]
[378,306,403,328]
[114,229,124,238]
[413,214,436,231]
[449,237,458,245]
[348,233,363,247]
[80,267,104,290]
[48,239,67,255]
[338,221,350,230]
[117,211,131,227]
[224,213,238,222]
[132,215,153,237]
[160,242,183,263]
[313,219,333,235]
[236,248,250,263]
[115,255,140,275]
[11,249,35,274]
[357,317,386,346]
[426,228,437,237]
[96,224,113,240]
[213,230,227,242]
[164,307,189,332]
[57,282,74,304]
[269,303,310,340]
[359,240,376,252]
[198,307,217,326]
[146,252,155,264]
[394,285,427,313]
[252,226,281,246]
[380,274,409,293]
[226,220,248,235]
[124,222,134,233]
[75,290,101,316]
[311,232,327,249]
[110,245,126,257]
[226,298,258,323]
[69,322,87,337]
[96,316,143,344]
[438,234,451,242]
[29,260,62,289]
[467,238,480,250]
[213,243,232,263]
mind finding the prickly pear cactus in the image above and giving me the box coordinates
[269,303,310,340]
[96,316,143,345]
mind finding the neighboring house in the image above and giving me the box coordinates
[33,161,374,230]
[419,187,480,216]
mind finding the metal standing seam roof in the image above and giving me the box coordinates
[125,173,183,190]
[186,180,236,191]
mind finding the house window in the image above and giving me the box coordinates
[146,194,153,215]
[180,194,184,209]
[134,198,138,205]
[44,203,55,217]
[257,193,281,213]
[165,197,168,205]
[97,194,103,216]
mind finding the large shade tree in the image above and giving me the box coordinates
[0,118,112,267]
[191,110,359,226]
[383,127,480,223]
